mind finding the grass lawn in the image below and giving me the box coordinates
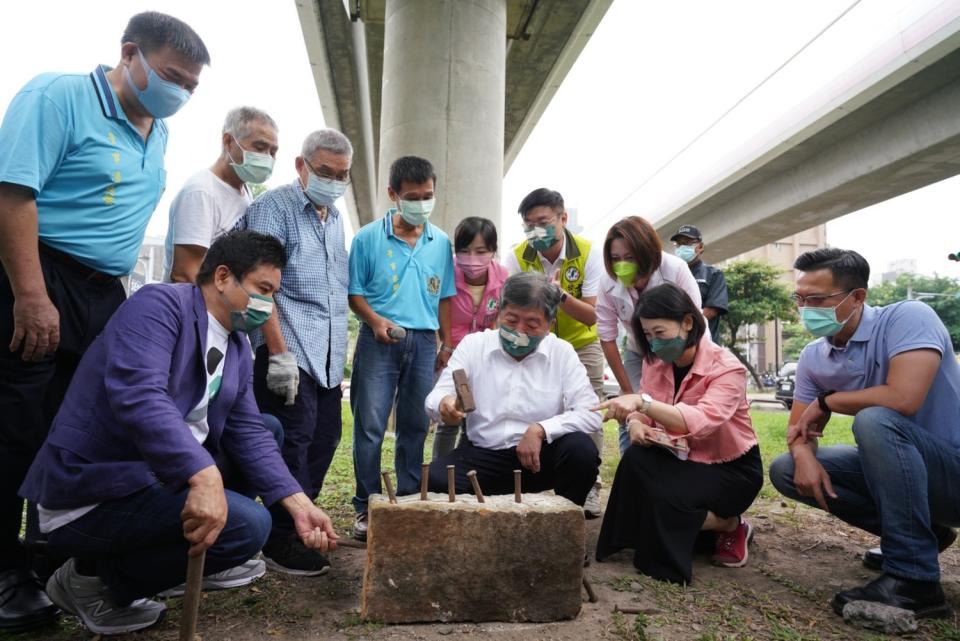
[319,405,856,533]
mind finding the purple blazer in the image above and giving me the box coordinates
[20,284,301,509]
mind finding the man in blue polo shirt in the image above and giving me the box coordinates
[348,156,455,540]
[0,12,208,632]
[769,248,960,620]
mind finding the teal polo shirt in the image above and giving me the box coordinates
[348,211,456,330]
[0,66,168,276]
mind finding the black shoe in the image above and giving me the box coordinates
[262,537,331,577]
[831,573,952,619]
[0,567,59,632]
[863,528,957,571]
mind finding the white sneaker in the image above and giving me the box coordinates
[157,558,266,598]
[354,512,369,541]
[583,484,602,519]
[45,558,166,635]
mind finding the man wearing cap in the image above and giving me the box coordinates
[0,12,208,632]
[671,225,728,343]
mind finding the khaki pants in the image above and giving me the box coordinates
[575,341,605,487]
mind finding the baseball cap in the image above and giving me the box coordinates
[670,225,702,242]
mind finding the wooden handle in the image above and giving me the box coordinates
[447,465,456,502]
[466,470,484,503]
[179,551,206,641]
[381,471,397,504]
[514,469,522,503]
[420,463,429,500]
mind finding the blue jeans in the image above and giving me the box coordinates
[45,484,271,604]
[618,349,643,454]
[351,324,437,512]
[769,407,960,581]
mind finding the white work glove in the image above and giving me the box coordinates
[266,352,299,405]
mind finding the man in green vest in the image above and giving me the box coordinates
[504,188,606,518]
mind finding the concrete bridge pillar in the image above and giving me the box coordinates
[377,0,507,233]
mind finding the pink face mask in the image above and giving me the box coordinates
[457,253,492,279]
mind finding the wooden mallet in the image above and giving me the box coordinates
[452,369,475,413]
[466,470,485,503]
[179,551,205,641]
[381,470,397,504]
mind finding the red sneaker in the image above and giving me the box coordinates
[712,519,753,568]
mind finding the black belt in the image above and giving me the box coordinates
[39,243,118,285]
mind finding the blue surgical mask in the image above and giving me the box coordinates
[399,198,435,226]
[525,224,558,252]
[800,293,855,338]
[305,173,348,207]
[229,137,274,184]
[674,245,696,263]
[650,335,688,364]
[498,325,544,358]
[123,48,191,118]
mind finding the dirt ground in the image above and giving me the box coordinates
[20,494,960,641]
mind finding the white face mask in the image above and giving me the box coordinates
[228,136,274,184]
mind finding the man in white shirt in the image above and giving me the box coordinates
[163,106,279,283]
[425,272,601,504]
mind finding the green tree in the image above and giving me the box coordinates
[719,260,796,388]
[780,321,813,363]
[248,182,268,200]
[867,273,960,350]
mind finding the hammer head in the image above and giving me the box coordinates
[451,369,476,413]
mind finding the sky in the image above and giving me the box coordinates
[1,0,958,281]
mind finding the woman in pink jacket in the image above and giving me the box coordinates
[433,216,509,457]
[594,283,761,584]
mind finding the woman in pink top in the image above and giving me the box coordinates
[594,284,761,584]
[433,216,509,457]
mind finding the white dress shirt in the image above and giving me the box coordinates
[425,328,602,449]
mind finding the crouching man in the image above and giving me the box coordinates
[425,272,601,504]
[19,231,339,635]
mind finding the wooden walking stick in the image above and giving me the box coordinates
[179,551,205,641]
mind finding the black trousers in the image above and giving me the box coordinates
[253,345,343,539]
[428,432,600,506]
[0,253,125,568]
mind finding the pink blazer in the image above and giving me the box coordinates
[640,334,757,464]
[450,261,509,347]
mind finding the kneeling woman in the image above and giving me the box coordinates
[594,284,762,584]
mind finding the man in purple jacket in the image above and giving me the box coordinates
[19,231,339,635]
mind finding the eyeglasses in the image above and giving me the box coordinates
[790,290,850,306]
[522,214,559,229]
[305,159,351,185]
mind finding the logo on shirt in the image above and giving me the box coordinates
[427,275,441,296]
[564,266,581,283]
[486,298,499,312]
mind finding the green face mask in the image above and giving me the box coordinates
[650,335,687,364]
[223,279,274,332]
[612,261,638,287]
[524,224,558,252]
[498,324,544,358]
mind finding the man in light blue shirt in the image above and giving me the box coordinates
[348,156,455,539]
[237,129,352,577]
[0,12,208,632]
[769,248,960,620]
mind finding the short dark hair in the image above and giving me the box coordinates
[631,284,706,363]
[454,217,498,253]
[794,248,870,291]
[389,156,436,193]
[603,216,663,279]
[122,12,211,65]
[518,188,564,219]
[196,230,286,285]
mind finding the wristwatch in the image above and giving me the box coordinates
[817,390,836,413]
[559,290,569,303]
[440,344,455,355]
[639,393,653,414]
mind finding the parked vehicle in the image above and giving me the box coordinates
[774,361,798,409]
[602,366,621,399]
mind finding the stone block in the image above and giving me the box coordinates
[361,492,584,623]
